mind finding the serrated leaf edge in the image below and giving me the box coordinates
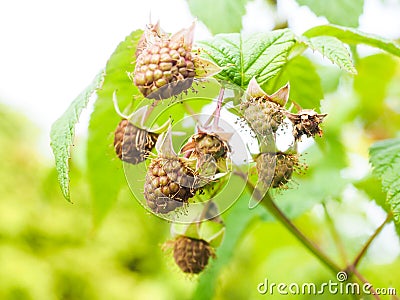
[50,70,104,201]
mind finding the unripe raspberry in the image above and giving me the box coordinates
[144,156,197,214]
[173,236,215,274]
[241,100,284,135]
[181,132,230,160]
[134,24,196,99]
[114,119,158,164]
[180,130,232,188]
[256,152,299,188]
[241,77,289,136]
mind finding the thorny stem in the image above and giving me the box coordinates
[181,94,223,130]
[350,211,393,270]
[322,204,380,300]
[236,169,394,295]
[234,171,341,274]
[323,202,349,265]
[212,87,225,129]
[142,100,159,124]
[260,194,342,274]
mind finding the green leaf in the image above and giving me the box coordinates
[354,176,389,212]
[305,36,357,74]
[87,30,143,226]
[187,0,248,34]
[354,53,396,121]
[316,65,342,94]
[263,55,324,109]
[370,138,400,223]
[197,29,297,88]
[304,24,400,57]
[296,0,364,27]
[352,53,400,137]
[50,71,104,202]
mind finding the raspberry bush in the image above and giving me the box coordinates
[50,0,400,298]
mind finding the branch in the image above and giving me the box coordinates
[348,266,381,300]
[212,87,225,129]
[351,211,393,269]
[260,194,342,274]
[235,171,341,274]
[323,202,349,265]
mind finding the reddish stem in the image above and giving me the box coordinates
[142,100,159,125]
[212,87,225,129]
[351,211,393,269]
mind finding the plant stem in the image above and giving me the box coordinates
[234,171,341,274]
[212,87,225,129]
[142,100,159,124]
[259,188,393,295]
[260,194,342,274]
[323,202,349,265]
[350,211,393,269]
[182,102,200,123]
[234,169,394,296]
[348,266,381,300]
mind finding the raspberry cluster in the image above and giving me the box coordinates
[110,23,327,275]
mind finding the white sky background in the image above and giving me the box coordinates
[0,0,400,158]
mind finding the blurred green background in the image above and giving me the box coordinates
[2,0,400,299]
[1,88,400,298]
[0,103,191,300]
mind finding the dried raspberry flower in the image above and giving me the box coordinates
[285,109,327,141]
